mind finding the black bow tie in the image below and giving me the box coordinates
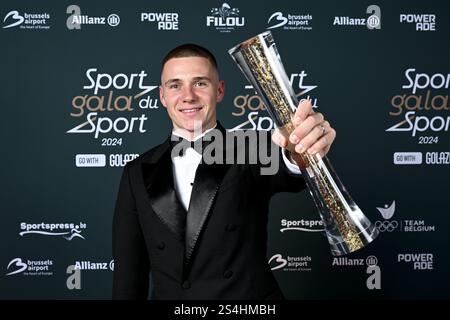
[169,135,213,157]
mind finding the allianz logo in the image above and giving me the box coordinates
[332,255,378,267]
[73,260,114,271]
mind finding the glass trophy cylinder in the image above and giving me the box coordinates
[229,31,379,256]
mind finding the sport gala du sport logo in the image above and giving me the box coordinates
[386,68,449,166]
[66,68,160,140]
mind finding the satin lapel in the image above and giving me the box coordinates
[142,140,187,241]
[184,162,230,268]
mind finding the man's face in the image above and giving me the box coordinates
[160,56,224,134]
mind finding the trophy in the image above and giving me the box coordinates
[229,31,379,256]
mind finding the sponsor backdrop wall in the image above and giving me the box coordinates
[1,0,449,299]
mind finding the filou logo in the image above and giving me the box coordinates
[207,3,245,32]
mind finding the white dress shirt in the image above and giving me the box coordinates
[171,126,301,211]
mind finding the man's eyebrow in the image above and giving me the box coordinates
[164,76,211,86]
[193,76,211,82]
[164,78,182,86]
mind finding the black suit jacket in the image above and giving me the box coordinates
[112,126,306,299]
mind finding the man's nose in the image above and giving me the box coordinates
[182,85,196,102]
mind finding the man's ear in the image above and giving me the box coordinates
[159,85,167,108]
[216,80,225,103]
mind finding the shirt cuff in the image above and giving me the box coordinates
[281,149,301,175]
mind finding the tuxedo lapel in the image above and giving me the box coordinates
[142,139,187,241]
[184,163,230,268]
[184,123,230,269]
[141,124,231,271]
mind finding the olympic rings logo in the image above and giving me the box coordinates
[375,220,398,232]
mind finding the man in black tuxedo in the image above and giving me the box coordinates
[112,44,336,299]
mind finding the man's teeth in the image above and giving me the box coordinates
[181,108,201,113]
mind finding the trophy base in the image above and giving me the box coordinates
[326,207,380,256]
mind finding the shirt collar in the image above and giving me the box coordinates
[171,123,218,142]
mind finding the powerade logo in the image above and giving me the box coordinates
[397,253,433,270]
[400,14,436,31]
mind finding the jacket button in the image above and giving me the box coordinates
[225,224,237,232]
[157,242,165,250]
[223,270,233,279]
[182,281,191,289]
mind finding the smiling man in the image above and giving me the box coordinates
[112,44,336,300]
[160,54,224,138]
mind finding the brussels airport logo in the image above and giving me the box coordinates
[267,12,312,31]
[400,14,436,31]
[397,253,433,270]
[2,10,50,29]
[375,200,435,233]
[385,68,449,166]
[6,258,53,276]
[279,218,324,233]
[66,68,159,140]
[231,71,318,131]
[66,5,120,29]
[141,12,179,30]
[19,222,87,240]
[269,254,312,272]
[333,5,381,30]
[206,2,245,33]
